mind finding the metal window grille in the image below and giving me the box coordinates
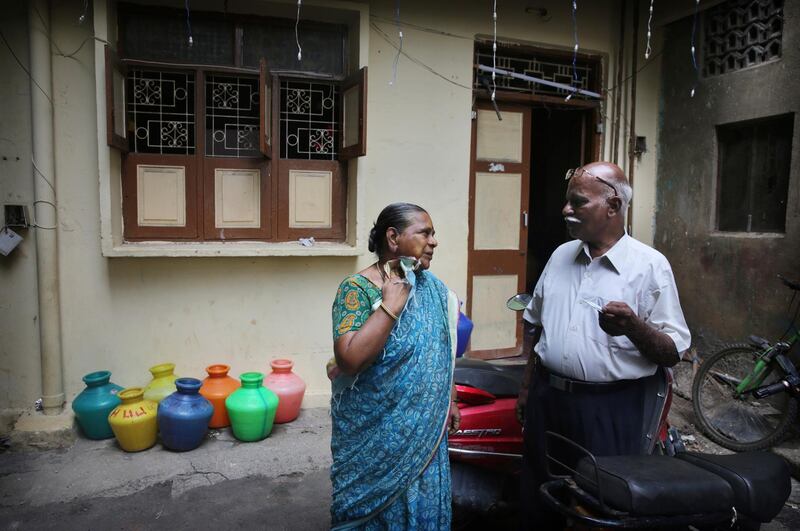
[205,74,260,158]
[473,49,595,99]
[704,0,783,77]
[127,70,196,154]
[280,80,339,160]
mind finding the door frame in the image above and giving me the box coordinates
[466,102,531,359]
[465,100,600,360]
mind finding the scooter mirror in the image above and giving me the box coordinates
[506,293,532,311]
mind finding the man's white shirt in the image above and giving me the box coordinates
[523,234,691,382]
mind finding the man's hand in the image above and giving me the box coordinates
[448,401,461,435]
[598,301,642,337]
[599,301,680,367]
[515,386,528,426]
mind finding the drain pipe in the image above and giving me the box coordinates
[29,0,65,415]
[626,0,640,236]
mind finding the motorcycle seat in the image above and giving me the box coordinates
[574,454,734,516]
[453,358,523,397]
[677,451,791,523]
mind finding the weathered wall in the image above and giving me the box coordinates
[0,0,664,411]
[0,3,41,411]
[655,1,800,352]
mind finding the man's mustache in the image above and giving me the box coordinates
[564,216,581,224]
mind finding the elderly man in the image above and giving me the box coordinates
[516,162,690,527]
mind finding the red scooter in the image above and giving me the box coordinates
[448,293,675,520]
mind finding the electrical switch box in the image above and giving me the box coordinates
[4,204,29,228]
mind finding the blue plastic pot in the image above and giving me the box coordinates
[456,311,474,358]
[157,378,214,451]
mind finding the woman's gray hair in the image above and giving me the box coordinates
[368,203,427,258]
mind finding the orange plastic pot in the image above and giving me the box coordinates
[199,364,240,428]
[264,359,306,424]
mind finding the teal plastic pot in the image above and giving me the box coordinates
[225,372,279,442]
[72,371,124,439]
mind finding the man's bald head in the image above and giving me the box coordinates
[582,162,633,213]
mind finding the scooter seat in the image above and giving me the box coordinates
[677,451,791,522]
[453,358,523,397]
[575,455,734,516]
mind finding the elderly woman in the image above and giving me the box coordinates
[329,203,460,530]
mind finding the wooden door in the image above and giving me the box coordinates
[466,103,531,359]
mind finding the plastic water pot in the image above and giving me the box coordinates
[225,372,279,442]
[264,359,306,424]
[158,378,214,452]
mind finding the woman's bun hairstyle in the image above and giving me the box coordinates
[368,226,378,253]
[370,203,427,258]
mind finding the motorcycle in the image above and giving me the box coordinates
[449,293,792,529]
[539,429,791,529]
[448,293,675,522]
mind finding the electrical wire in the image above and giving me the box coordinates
[31,200,58,230]
[0,29,53,106]
[369,15,474,41]
[369,22,472,90]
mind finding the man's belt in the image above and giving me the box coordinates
[539,365,637,394]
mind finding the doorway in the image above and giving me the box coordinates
[526,106,594,293]
[466,103,596,359]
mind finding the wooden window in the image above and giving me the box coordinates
[108,6,364,243]
[717,113,794,233]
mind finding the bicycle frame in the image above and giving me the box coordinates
[733,335,797,396]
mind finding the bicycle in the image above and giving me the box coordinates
[692,275,800,452]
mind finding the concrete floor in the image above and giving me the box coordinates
[3,366,800,530]
[0,409,333,530]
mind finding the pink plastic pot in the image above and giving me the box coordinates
[263,359,306,424]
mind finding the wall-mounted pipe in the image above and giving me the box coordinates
[612,0,626,164]
[29,0,65,415]
[626,0,640,235]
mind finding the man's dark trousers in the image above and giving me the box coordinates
[520,369,650,529]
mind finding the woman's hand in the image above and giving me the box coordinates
[381,259,411,315]
[448,401,461,435]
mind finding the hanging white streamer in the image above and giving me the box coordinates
[185,0,193,47]
[78,0,89,23]
[566,0,578,101]
[645,0,654,59]
[390,0,403,85]
[491,0,497,101]
[689,0,701,97]
[295,0,303,61]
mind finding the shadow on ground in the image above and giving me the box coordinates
[1,469,331,531]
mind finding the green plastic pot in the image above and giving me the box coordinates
[225,372,279,442]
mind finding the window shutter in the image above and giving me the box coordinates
[338,67,367,161]
[105,46,129,152]
[259,58,273,159]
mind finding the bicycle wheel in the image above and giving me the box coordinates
[692,343,798,452]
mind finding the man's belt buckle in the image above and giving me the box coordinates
[549,374,572,392]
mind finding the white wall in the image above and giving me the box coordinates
[0,2,41,411]
[0,0,663,411]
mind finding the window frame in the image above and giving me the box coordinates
[714,113,794,234]
[108,5,365,245]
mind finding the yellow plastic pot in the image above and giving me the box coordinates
[108,387,158,452]
[143,363,179,403]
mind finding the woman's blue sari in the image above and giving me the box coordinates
[330,270,457,530]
